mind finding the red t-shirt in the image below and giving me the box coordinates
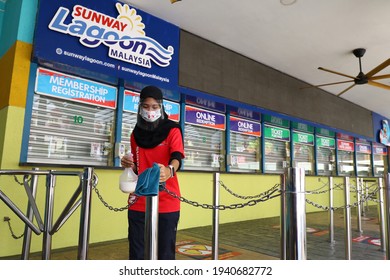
[128,127,184,213]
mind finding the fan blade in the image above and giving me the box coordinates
[300,80,353,89]
[318,67,356,79]
[369,74,390,80]
[337,84,355,97]
[365,58,390,78]
[367,80,390,90]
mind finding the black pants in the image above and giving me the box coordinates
[128,210,180,260]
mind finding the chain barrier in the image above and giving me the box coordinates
[92,173,138,212]
[219,181,281,200]
[92,176,382,212]
[92,172,282,211]
[93,186,137,212]
[13,175,31,186]
[2,176,32,240]
[305,181,381,211]
[306,183,344,195]
[160,182,281,210]
[306,179,330,194]
[3,217,23,239]
[306,197,366,211]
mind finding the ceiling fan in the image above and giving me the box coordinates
[304,48,390,96]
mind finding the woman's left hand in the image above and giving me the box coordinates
[158,163,171,182]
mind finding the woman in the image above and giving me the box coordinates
[121,85,184,260]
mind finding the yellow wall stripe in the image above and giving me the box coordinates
[0,41,32,110]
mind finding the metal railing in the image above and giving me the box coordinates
[0,167,95,260]
[3,167,389,260]
[155,168,390,260]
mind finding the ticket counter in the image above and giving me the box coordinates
[229,115,261,173]
[263,115,290,174]
[337,135,355,176]
[372,143,388,177]
[355,140,372,177]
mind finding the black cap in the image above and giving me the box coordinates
[140,86,163,101]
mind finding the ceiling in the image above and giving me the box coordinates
[124,0,390,119]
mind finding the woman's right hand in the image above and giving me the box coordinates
[121,154,135,169]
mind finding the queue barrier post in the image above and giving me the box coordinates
[281,167,307,260]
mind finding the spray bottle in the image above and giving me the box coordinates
[119,152,138,193]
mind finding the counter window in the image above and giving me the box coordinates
[292,131,314,175]
[121,90,181,156]
[26,68,117,166]
[356,143,372,177]
[316,136,336,176]
[183,105,225,171]
[373,144,388,177]
[337,139,355,176]
[229,116,261,172]
[263,125,290,174]
[229,132,260,172]
[28,95,115,166]
[184,124,225,171]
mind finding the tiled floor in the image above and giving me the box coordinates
[2,206,386,260]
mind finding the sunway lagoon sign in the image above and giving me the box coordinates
[33,0,179,88]
[49,4,174,69]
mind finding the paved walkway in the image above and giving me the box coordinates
[177,207,386,260]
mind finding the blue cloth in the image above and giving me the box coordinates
[134,163,160,196]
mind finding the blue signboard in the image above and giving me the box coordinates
[356,143,372,154]
[229,106,261,121]
[230,116,261,137]
[185,105,226,131]
[33,0,179,92]
[123,90,180,122]
[373,144,387,155]
[123,90,140,113]
[185,95,226,113]
[35,67,117,109]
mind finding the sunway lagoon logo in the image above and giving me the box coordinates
[48,3,174,69]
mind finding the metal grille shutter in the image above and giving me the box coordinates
[27,94,115,166]
[229,132,260,172]
[264,139,289,174]
[293,144,314,175]
[316,147,335,176]
[183,124,224,171]
[120,112,137,154]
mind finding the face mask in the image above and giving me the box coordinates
[140,108,161,122]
